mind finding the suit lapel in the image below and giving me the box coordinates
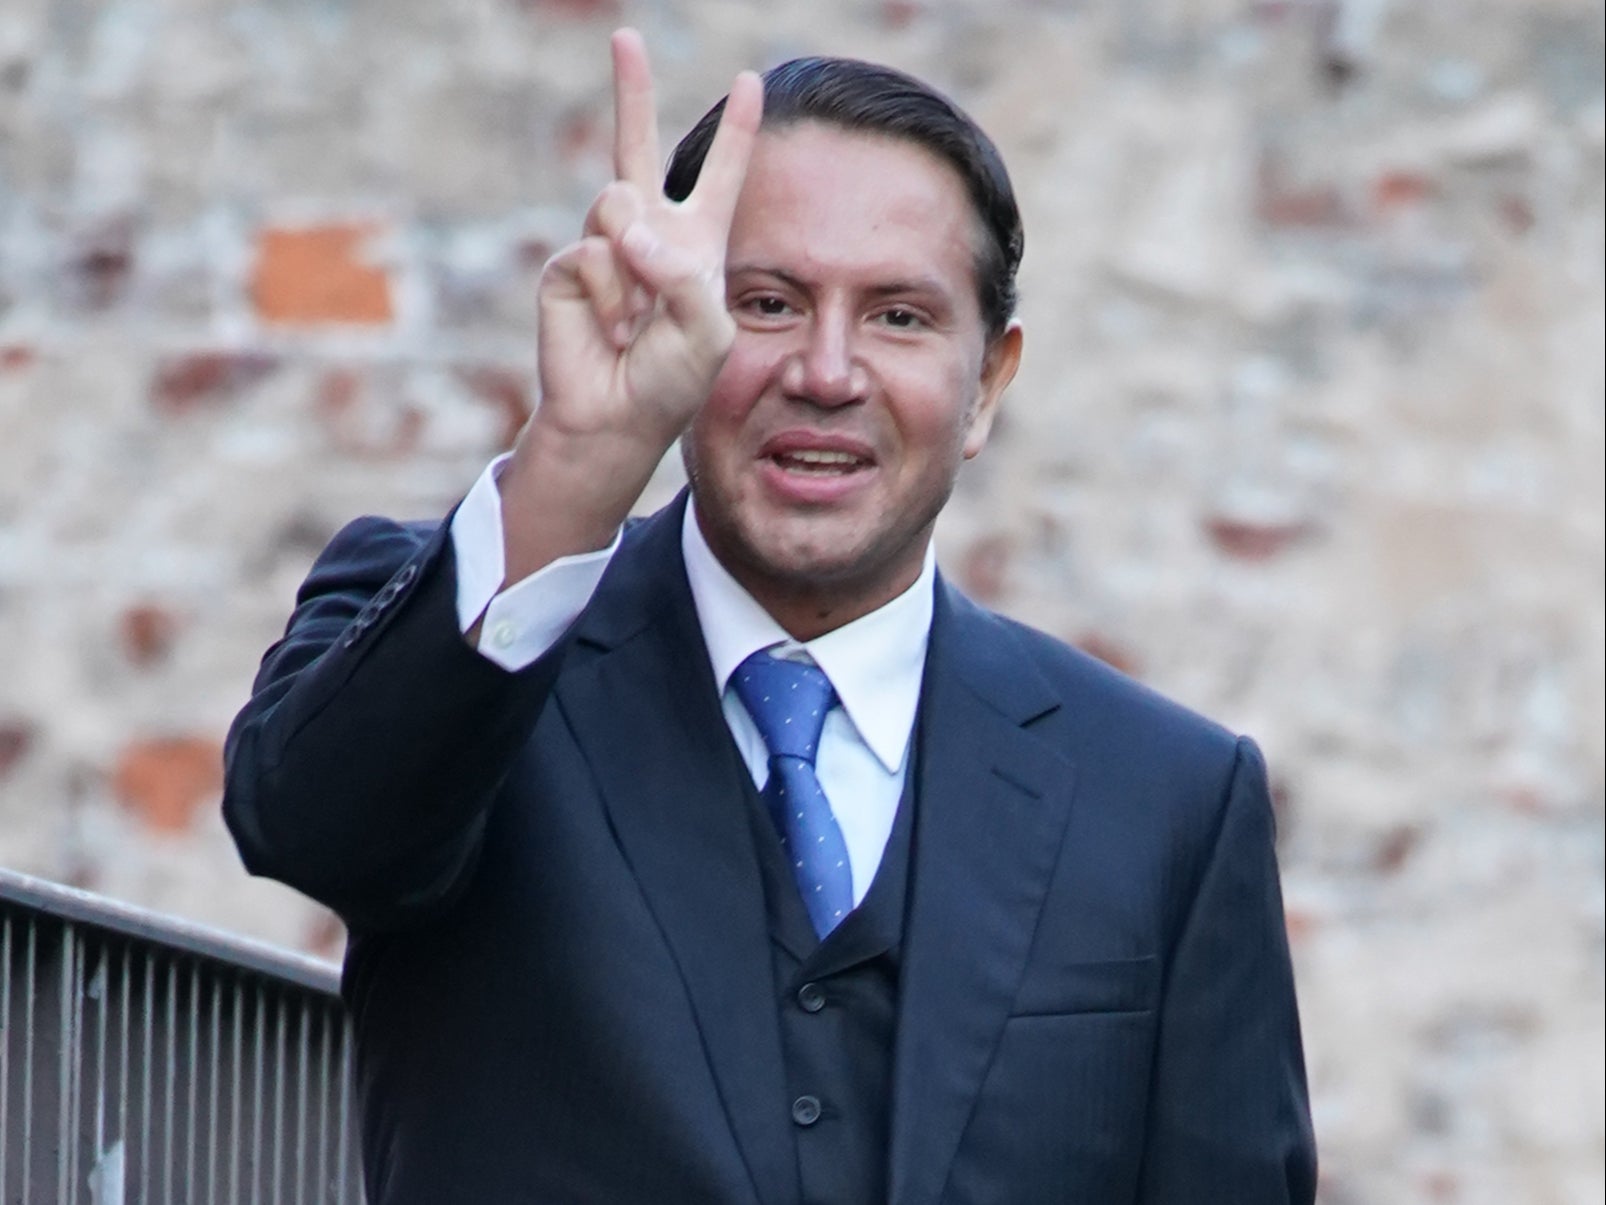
[555,496,796,1205]
[888,581,1078,1205]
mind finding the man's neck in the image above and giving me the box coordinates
[688,506,931,642]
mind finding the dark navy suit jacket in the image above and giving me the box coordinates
[223,491,1316,1204]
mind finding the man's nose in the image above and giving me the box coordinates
[782,313,868,407]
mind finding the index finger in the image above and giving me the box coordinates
[687,70,764,228]
[611,28,662,188]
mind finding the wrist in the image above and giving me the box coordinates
[496,417,658,581]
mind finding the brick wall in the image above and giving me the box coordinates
[1,1,1601,1200]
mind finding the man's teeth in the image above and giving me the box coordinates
[776,449,862,472]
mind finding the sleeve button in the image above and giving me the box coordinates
[790,1095,822,1127]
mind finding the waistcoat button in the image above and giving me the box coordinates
[791,1095,822,1127]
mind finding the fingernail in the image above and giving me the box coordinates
[612,320,633,346]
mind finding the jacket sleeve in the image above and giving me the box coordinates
[1135,737,1318,1204]
[222,514,569,931]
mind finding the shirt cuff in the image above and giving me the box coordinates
[450,453,621,672]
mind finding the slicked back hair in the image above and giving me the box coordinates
[664,56,1024,340]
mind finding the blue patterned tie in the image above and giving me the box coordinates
[732,651,854,939]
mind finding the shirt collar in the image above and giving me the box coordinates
[681,498,934,774]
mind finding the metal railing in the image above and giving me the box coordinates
[0,868,365,1204]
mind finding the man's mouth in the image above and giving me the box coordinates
[769,449,870,476]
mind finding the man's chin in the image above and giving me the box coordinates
[740,527,924,600]
[739,545,868,592]
[730,511,873,575]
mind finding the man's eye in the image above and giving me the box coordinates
[746,296,789,316]
[878,307,923,329]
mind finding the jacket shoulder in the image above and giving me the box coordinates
[949,587,1244,769]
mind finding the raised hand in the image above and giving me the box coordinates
[542,32,761,442]
[495,29,763,581]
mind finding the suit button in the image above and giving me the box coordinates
[791,1096,822,1127]
[796,983,826,1013]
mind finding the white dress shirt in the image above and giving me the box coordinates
[449,455,934,903]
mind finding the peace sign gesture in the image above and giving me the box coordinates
[496,30,763,581]
[537,30,762,451]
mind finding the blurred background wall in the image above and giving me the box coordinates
[0,0,1600,1200]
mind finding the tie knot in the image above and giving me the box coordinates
[731,651,836,765]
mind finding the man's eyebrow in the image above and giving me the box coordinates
[725,264,805,289]
[863,278,953,302]
[727,264,955,300]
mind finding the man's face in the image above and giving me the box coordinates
[683,121,1021,635]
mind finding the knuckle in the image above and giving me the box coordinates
[595,181,642,229]
[538,243,584,284]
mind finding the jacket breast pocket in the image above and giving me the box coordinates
[1010,954,1160,1017]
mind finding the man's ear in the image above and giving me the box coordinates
[963,321,1023,460]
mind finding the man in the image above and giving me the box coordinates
[224,29,1316,1204]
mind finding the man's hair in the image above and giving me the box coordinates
[664,56,1024,340]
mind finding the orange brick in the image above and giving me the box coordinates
[1204,515,1312,561]
[882,0,924,29]
[120,604,181,667]
[0,345,36,371]
[251,223,394,326]
[113,736,224,833]
[150,351,278,413]
[1374,170,1434,211]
